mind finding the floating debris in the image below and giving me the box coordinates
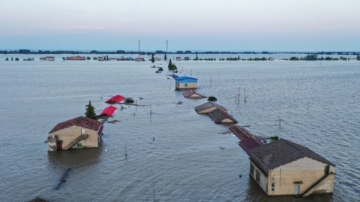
[219,130,231,134]
[54,168,71,190]
[176,101,183,105]
[28,197,49,202]
[107,119,120,124]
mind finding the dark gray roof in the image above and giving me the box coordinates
[183,90,206,98]
[195,102,227,113]
[250,139,335,174]
[207,109,237,124]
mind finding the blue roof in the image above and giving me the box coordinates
[175,76,197,83]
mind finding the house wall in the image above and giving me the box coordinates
[189,94,202,99]
[176,82,197,89]
[198,107,218,114]
[250,161,268,193]
[220,118,236,123]
[266,157,335,196]
[49,125,99,149]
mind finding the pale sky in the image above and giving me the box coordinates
[1,0,359,51]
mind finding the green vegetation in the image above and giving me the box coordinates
[164,53,167,61]
[208,96,217,102]
[168,59,177,72]
[301,54,317,60]
[194,53,199,61]
[357,55,360,60]
[289,57,300,61]
[85,101,97,120]
[125,98,134,104]
[151,54,155,63]
[156,67,164,73]
[87,56,91,60]
[93,57,98,60]
[247,57,267,61]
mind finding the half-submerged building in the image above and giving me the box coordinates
[207,109,237,124]
[249,139,335,197]
[47,116,103,151]
[195,102,227,114]
[173,75,197,90]
[183,90,206,99]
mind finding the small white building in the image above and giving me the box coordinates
[249,139,335,197]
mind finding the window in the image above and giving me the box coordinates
[271,183,275,191]
[250,164,254,176]
[256,170,260,183]
[77,143,82,148]
[185,83,188,88]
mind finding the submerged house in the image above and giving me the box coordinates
[99,106,117,117]
[195,102,227,114]
[47,116,103,151]
[173,75,197,90]
[249,139,335,197]
[183,90,206,99]
[105,95,125,104]
[207,109,237,124]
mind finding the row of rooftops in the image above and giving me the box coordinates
[194,102,336,172]
[195,102,237,124]
[49,94,127,134]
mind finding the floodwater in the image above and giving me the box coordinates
[0,54,359,201]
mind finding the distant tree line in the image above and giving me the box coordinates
[1,50,360,58]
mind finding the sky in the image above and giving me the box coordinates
[1,0,359,52]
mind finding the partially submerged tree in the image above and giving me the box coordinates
[168,59,177,72]
[151,53,155,63]
[208,96,217,102]
[164,53,167,61]
[85,100,97,120]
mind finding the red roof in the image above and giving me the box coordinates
[238,137,264,156]
[229,125,254,140]
[183,90,206,98]
[49,116,102,134]
[105,95,125,104]
[99,106,117,116]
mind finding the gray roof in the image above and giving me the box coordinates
[207,109,237,124]
[195,102,227,113]
[250,139,335,174]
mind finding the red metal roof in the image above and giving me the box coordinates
[99,106,117,116]
[105,95,125,104]
[229,125,254,140]
[49,116,102,134]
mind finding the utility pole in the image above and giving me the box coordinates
[138,40,141,56]
[125,143,128,157]
[244,88,247,102]
[237,87,240,102]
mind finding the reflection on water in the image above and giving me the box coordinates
[47,148,102,170]
[0,55,359,201]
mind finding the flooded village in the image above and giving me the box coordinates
[38,56,339,201]
[0,53,359,201]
